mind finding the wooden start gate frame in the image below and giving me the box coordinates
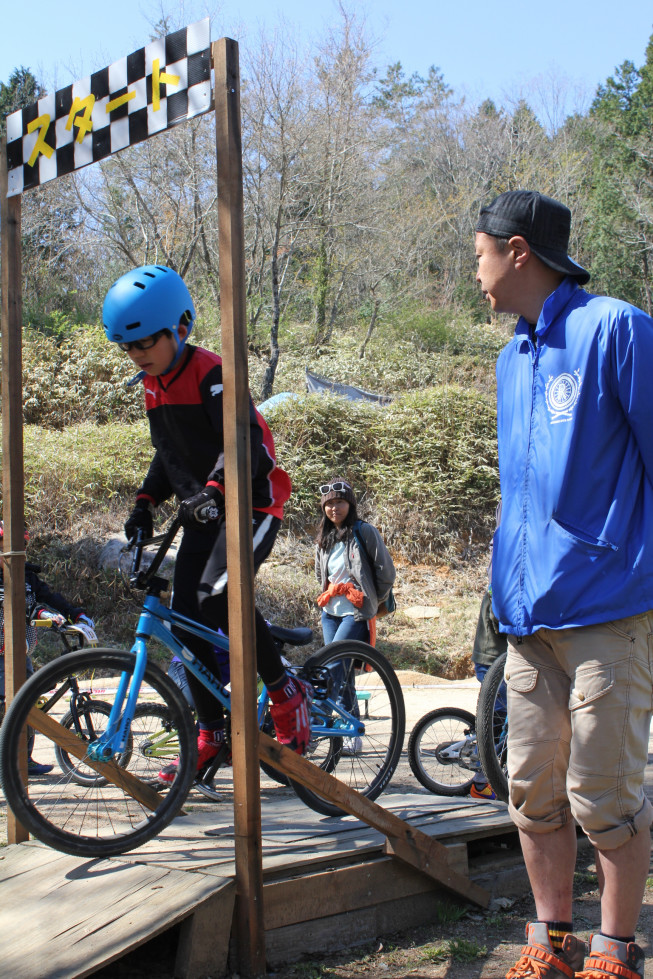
[0,21,488,978]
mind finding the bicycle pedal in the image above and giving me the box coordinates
[296,666,331,698]
[193,781,224,802]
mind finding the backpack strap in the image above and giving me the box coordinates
[352,521,377,588]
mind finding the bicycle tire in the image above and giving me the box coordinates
[290,640,405,818]
[475,650,509,803]
[407,707,478,796]
[0,648,197,858]
[54,699,133,787]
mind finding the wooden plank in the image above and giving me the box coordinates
[264,889,473,969]
[262,845,467,931]
[0,843,234,979]
[175,885,236,979]
[27,706,165,810]
[0,134,28,844]
[213,36,266,978]
[258,733,490,907]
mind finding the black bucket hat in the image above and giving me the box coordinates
[476,190,590,285]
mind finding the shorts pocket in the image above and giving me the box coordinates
[569,666,614,710]
[504,653,538,693]
[605,613,647,642]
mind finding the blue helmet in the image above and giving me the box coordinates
[102,265,196,347]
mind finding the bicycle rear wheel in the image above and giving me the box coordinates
[0,648,196,857]
[290,640,405,817]
[475,651,509,803]
[407,707,478,796]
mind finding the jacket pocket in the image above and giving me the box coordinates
[551,515,618,551]
[568,666,614,711]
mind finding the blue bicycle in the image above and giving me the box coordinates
[0,517,405,857]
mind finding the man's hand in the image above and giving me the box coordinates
[124,499,153,542]
[179,487,222,526]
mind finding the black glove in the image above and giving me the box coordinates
[178,486,222,526]
[124,499,153,542]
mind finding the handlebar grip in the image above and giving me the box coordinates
[129,528,145,575]
[33,618,55,628]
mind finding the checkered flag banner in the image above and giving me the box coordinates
[5,18,211,197]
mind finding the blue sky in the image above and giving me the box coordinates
[2,0,652,120]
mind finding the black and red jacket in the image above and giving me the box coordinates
[136,345,291,519]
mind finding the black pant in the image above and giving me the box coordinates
[171,512,284,724]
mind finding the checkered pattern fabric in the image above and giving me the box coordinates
[5,18,211,197]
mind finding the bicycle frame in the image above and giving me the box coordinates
[87,529,364,763]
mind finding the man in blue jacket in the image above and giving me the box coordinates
[475,190,652,979]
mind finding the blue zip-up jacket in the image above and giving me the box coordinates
[493,276,653,635]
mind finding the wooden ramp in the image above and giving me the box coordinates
[0,791,517,978]
[0,842,235,979]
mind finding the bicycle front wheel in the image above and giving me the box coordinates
[407,707,478,796]
[475,651,509,803]
[291,640,405,817]
[0,648,196,857]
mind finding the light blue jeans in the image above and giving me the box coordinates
[320,611,369,645]
[320,612,369,723]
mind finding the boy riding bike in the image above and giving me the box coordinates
[102,265,312,779]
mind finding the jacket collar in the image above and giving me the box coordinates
[514,276,581,344]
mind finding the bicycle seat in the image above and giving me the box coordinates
[269,624,313,647]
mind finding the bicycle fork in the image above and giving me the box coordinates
[86,640,149,762]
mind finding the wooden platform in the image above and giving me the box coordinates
[0,788,517,978]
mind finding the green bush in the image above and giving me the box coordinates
[20,325,142,428]
[21,421,152,525]
[264,388,499,558]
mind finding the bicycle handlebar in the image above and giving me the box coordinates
[30,618,98,650]
[127,516,182,589]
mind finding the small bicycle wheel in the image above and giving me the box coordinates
[55,699,133,787]
[476,651,509,803]
[407,707,478,796]
[290,640,405,817]
[0,648,196,858]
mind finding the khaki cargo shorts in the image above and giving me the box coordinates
[505,612,653,849]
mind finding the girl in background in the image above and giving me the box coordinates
[315,480,395,647]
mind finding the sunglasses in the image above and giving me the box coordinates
[118,329,168,352]
[320,482,351,495]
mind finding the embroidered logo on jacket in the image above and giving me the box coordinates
[210,384,223,397]
[545,371,582,423]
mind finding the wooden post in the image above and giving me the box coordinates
[0,136,29,843]
[213,39,266,977]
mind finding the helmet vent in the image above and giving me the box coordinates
[125,322,141,331]
[134,282,146,290]
[144,272,155,278]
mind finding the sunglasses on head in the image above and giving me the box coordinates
[320,482,351,495]
[118,329,168,352]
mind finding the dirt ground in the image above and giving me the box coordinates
[97,841,653,978]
